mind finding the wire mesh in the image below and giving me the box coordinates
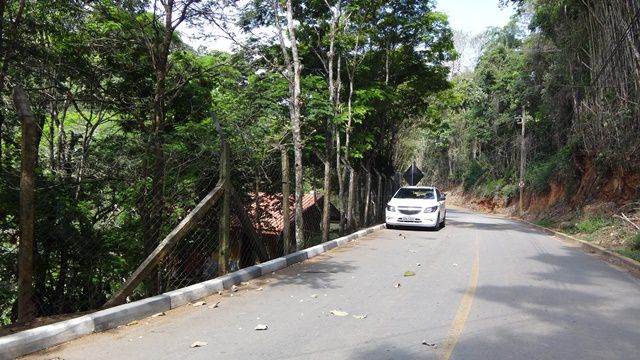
[0,138,389,331]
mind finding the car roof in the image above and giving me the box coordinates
[400,186,436,189]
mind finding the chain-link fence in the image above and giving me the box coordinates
[0,138,398,332]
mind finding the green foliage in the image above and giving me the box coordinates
[535,219,555,228]
[574,217,612,234]
[629,234,640,251]
[463,160,488,192]
[484,178,506,195]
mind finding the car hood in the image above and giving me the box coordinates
[387,198,439,207]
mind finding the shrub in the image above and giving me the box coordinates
[575,217,611,234]
[484,178,505,195]
[630,233,640,251]
[463,160,488,192]
[499,183,518,199]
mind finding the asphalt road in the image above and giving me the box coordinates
[23,208,640,360]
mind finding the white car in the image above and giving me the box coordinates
[385,186,446,229]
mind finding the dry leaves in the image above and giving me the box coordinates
[190,341,208,348]
[254,324,268,330]
[330,310,349,317]
[208,301,220,309]
[404,271,416,277]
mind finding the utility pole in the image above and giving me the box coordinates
[518,105,526,217]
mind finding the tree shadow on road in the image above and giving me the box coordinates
[452,248,640,359]
[266,256,359,290]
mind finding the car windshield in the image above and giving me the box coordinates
[394,188,435,199]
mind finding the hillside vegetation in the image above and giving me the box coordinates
[415,0,639,259]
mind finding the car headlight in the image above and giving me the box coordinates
[423,206,438,213]
[386,205,396,212]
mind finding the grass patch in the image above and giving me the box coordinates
[616,249,640,262]
[535,219,555,228]
[574,217,612,234]
[629,233,640,251]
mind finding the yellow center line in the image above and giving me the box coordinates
[438,233,480,360]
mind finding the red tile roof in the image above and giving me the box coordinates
[233,193,324,235]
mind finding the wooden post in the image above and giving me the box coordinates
[362,165,371,225]
[105,181,225,307]
[374,169,383,222]
[218,142,231,275]
[13,85,38,322]
[519,105,526,217]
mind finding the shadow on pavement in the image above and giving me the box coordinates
[453,246,640,359]
[267,258,359,290]
[445,208,549,236]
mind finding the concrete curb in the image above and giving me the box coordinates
[519,219,640,274]
[449,203,640,275]
[0,223,386,359]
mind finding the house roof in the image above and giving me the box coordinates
[232,192,326,235]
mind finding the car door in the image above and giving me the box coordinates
[436,188,445,220]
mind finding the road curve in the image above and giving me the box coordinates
[23,208,640,360]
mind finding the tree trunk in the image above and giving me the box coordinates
[320,1,341,244]
[346,166,355,231]
[144,0,178,295]
[13,85,39,322]
[282,0,305,249]
[281,146,291,254]
[336,133,346,236]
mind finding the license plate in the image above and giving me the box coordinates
[402,217,418,222]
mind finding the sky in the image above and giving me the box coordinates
[435,0,517,72]
[181,0,518,69]
[435,0,516,36]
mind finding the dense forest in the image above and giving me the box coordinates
[0,0,455,326]
[1,0,638,328]
[421,0,639,208]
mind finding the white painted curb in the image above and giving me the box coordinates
[0,223,386,359]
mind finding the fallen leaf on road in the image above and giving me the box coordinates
[256,287,263,291]
[191,341,208,348]
[126,321,138,326]
[422,340,437,348]
[404,271,416,277]
[416,263,421,266]
[394,283,401,288]
[311,294,318,298]
[231,285,239,292]
[452,263,458,267]
[208,301,220,309]
[151,312,166,318]
[254,324,268,331]
[192,301,206,307]
[330,310,349,317]
[409,250,417,253]
[353,314,368,319]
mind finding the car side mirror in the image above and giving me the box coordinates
[439,195,446,201]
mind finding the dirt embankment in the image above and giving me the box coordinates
[444,163,640,260]
[448,161,639,221]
